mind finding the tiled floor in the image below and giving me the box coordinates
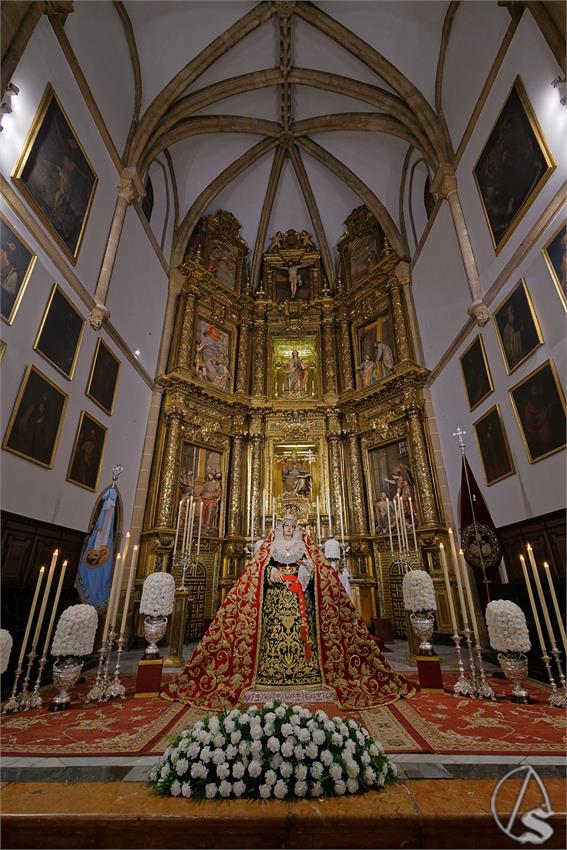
[1,640,564,784]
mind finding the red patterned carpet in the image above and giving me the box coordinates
[1,673,564,758]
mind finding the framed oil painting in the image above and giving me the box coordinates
[11,84,98,265]
[193,319,232,393]
[493,279,543,374]
[34,283,85,379]
[206,237,238,291]
[1,213,36,324]
[509,360,566,463]
[67,410,107,491]
[459,335,493,411]
[473,405,515,485]
[2,364,68,468]
[542,223,566,310]
[355,313,395,390]
[350,232,382,286]
[273,263,311,302]
[86,338,120,415]
[473,76,555,253]
[368,439,418,534]
[180,442,224,537]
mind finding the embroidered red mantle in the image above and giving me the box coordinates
[161,530,415,710]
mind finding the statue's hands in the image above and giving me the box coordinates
[270,567,285,584]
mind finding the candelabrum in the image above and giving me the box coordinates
[451,632,476,697]
[473,639,496,700]
[86,627,114,703]
[462,625,479,694]
[24,652,50,710]
[17,648,38,710]
[2,660,26,713]
[549,648,566,708]
[105,636,127,700]
[173,550,195,591]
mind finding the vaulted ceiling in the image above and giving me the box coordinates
[124,1,455,281]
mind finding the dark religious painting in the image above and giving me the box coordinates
[509,360,566,463]
[274,263,311,302]
[86,338,120,416]
[193,319,232,393]
[350,232,382,285]
[459,335,493,411]
[494,279,542,374]
[179,442,223,537]
[67,411,107,491]
[1,214,36,324]
[542,223,566,309]
[207,238,238,291]
[355,314,395,389]
[473,405,516,485]
[34,284,85,379]
[473,77,555,253]
[12,84,98,264]
[369,439,418,534]
[2,364,68,468]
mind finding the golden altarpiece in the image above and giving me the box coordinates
[140,207,458,643]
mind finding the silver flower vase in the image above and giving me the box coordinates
[410,611,436,655]
[497,651,530,704]
[143,615,168,658]
[49,657,83,712]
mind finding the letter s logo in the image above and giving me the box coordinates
[516,808,555,845]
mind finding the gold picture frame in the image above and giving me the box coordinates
[459,334,494,411]
[2,363,68,469]
[542,222,566,310]
[0,340,6,363]
[11,84,98,265]
[509,359,566,464]
[473,404,516,486]
[473,76,555,254]
[33,283,85,380]
[493,279,543,374]
[193,317,234,395]
[86,338,121,416]
[66,410,107,492]
[1,213,37,325]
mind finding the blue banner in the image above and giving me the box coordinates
[75,487,117,613]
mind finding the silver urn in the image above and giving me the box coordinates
[49,656,83,711]
[497,651,530,704]
[143,615,168,658]
[410,611,436,656]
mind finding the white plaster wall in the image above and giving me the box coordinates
[145,159,171,256]
[65,1,135,155]
[0,19,117,297]
[442,1,509,150]
[405,154,430,255]
[0,206,152,534]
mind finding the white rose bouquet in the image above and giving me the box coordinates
[51,604,98,658]
[140,572,176,617]
[149,700,396,801]
[402,569,436,615]
[0,628,13,674]
[486,600,531,654]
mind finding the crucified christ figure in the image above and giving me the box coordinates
[274,262,310,299]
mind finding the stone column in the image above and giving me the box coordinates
[321,309,338,396]
[235,314,252,394]
[405,398,438,527]
[344,415,368,536]
[338,316,354,391]
[177,286,198,371]
[155,402,184,530]
[228,418,245,536]
[432,164,489,327]
[89,167,145,329]
[252,309,267,397]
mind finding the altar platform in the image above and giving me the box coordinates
[1,642,565,849]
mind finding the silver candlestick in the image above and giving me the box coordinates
[18,649,37,710]
[105,636,127,699]
[474,640,496,700]
[546,648,566,709]
[451,632,475,697]
[2,660,25,713]
[25,653,50,710]
[462,625,479,694]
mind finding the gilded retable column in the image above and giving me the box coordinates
[252,310,267,397]
[338,315,354,391]
[321,311,338,396]
[228,418,246,536]
[344,413,368,535]
[177,286,198,371]
[405,400,438,527]
[235,314,252,394]
[155,404,184,529]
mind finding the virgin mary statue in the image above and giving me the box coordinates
[161,517,414,711]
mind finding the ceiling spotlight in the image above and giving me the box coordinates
[134,349,141,357]
[551,75,567,106]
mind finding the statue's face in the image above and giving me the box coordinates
[283,521,295,539]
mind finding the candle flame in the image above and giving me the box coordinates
[126,531,130,538]
[134,544,138,551]
[448,527,453,534]
[116,553,121,560]
[527,542,532,550]
[459,548,464,555]
[439,542,444,549]
[63,560,68,566]
[543,561,550,569]
[53,549,59,555]
[40,566,45,573]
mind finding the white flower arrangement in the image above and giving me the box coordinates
[0,629,13,674]
[402,569,436,614]
[140,572,176,617]
[149,701,396,801]
[486,600,531,654]
[51,604,98,658]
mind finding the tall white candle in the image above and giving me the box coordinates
[262,491,266,533]
[103,553,121,638]
[41,560,67,657]
[387,498,393,554]
[519,555,547,654]
[451,541,468,631]
[120,545,139,637]
[196,501,203,560]
[338,493,345,544]
[526,544,557,651]
[272,497,276,529]
[109,553,127,633]
[327,491,333,537]
[393,498,402,558]
[409,497,418,551]
[439,544,458,634]
[120,532,130,578]
[31,549,58,648]
[316,496,321,542]
[459,549,479,643]
[543,562,567,654]
[402,496,410,553]
[187,499,196,560]
[447,526,459,567]
[17,567,45,666]
[173,497,184,558]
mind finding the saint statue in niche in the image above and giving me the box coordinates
[283,349,308,394]
[281,451,311,497]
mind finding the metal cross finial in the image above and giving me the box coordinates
[452,428,467,455]
[111,464,124,482]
